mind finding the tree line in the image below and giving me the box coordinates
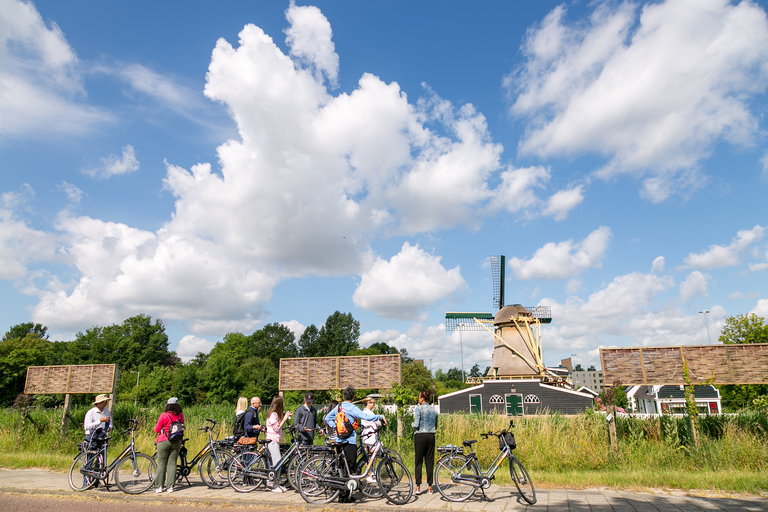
[0,311,476,409]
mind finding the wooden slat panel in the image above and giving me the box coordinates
[279,354,401,391]
[24,365,116,394]
[601,344,768,386]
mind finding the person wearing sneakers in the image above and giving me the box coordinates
[359,397,381,484]
[264,396,292,493]
[324,385,387,503]
[153,397,185,493]
[412,389,438,495]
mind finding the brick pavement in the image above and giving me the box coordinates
[2,468,768,511]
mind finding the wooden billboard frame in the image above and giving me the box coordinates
[600,344,768,386]
[23,364,119,434]
[279,354,401,391]
[24,364,118,395]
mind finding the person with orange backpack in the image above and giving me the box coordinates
[323,385,386,503]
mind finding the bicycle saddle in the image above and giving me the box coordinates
[462,440,478,447]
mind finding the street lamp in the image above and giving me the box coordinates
[698,310,712,344]
[129,371,140,406]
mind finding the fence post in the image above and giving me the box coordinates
[60,393,72,436]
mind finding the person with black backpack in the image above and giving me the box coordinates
[323,385,386,503]
[153,397,185,493]
[233,396,248,442]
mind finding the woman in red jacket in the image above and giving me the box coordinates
[153,397,184,493]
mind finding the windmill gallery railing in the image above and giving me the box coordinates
[444,307,552,331]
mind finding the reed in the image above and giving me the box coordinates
[1,406,766,492]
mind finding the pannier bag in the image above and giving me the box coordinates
[237,436,258,445]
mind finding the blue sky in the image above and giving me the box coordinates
[2,0,768,373]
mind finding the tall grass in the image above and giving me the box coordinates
[2,406,767,493]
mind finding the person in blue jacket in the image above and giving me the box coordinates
[324,385,386,503]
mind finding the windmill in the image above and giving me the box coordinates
[445,255,558,384]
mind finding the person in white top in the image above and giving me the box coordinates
[83,394,112,442]
[359,398,381,449]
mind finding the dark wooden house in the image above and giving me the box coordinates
[438,379,594,415]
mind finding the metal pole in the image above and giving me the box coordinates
[698,311,711,344]
[459,329,465,383]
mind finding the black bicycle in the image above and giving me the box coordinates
[434,420,535,505]
[68,419,156,494]
[227,425,300,492]
[296,427,413,505]
[154,418,231,489]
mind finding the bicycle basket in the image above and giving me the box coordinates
[499,432,516,450]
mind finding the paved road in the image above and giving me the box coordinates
[2,468,768,511]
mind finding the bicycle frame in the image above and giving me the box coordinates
[173,419,225,482]
[450,443,510,486]
[307,430,386,491]
[81,427,140,480]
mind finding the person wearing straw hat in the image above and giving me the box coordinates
[84,394,112,442]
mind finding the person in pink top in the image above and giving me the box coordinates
[264,396,292,492]
[153,397,185,493]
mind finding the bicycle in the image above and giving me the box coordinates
[227,425,299,492]
[433,420,536,505]
[286,426,328,490]
[295,426,413,505]
[68,419,156,494]
[354,427,403,499]
[156,418,231,489]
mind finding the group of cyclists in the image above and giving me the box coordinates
[74,384,533,505]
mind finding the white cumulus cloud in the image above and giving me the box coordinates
[679,271,709,303]
[508,226,611,280]
[683,225,765,269]
[176,334,216,362]
[83,145,139,179]
[353,243,465,320]
[507,0,768,202]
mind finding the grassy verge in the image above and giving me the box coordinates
[2,405,767,493]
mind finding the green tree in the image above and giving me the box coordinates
[719,313,768,344]
[574,364,584,371]
[718,313,768,411]
[249,323,298,367]
[402,361,433,394]
[3,322,48,341]
[301,312,360,357]
[0,333,52,405]
[297,324,319,357]
[468,363,482,378]
[367,342,400,355]
[64,315,173,371]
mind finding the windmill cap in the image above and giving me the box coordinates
[493,305,532,325]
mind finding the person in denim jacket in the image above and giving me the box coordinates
[412,390,438,495]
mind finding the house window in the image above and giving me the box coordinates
[524,394,540,404]
[489,395,504,404]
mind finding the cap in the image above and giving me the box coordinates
[167,397,179,405]
[305,392,314,402]
[93,394,110,405]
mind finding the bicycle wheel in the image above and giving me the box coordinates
[434,454,478,502]
[227,451,264,493]
[377,456,413,505]
[199,450,230,489]
[510,456,536,505]
[115,453,156,494]
[68,452,99,491]
[357,451,383,498]
[296,455,341,504]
